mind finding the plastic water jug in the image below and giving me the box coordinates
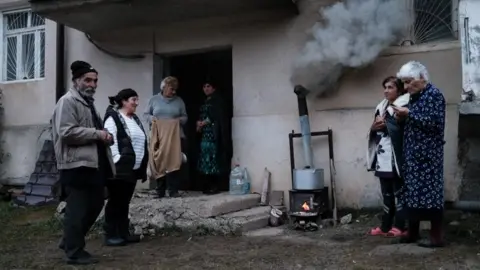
[229,165,248,195]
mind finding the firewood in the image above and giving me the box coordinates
[260,168,271,206]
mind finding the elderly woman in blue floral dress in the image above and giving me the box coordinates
[393,61,446,248]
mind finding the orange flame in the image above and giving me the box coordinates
[302,202,310,211]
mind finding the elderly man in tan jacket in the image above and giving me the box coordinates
[51,60,115,265]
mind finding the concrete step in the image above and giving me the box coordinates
[221,205,286,233]
[245,227,286,237]
[190,192,261,218]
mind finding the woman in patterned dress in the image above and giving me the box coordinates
[196,81,231,194]
[367,76,409,237]
[393,61,446,248]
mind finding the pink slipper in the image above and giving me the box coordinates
[386,227,405,237]
[369,227,387,236]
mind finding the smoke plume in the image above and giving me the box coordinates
[291,0,411,95]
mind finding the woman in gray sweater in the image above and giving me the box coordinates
[144,76,188,197]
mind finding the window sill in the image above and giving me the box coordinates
[0,78,45,85]
[380,40,461,57]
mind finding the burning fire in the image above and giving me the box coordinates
[301,202,310,211]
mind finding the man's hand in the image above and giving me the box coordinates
[99,130,112,143]
[106,132,114,145]
[392,106,409,121]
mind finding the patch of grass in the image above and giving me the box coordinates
[0,201,61,244]
[0,201,62,268]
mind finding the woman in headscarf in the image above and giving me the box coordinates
[144,76,188,198]
[393,61,446,248]
[103,88,148,246]
[367,76,409,237]
[196,80,231,194]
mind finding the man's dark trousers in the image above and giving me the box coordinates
[60,167,105,259]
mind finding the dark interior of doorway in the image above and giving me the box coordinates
[164,49,233,192]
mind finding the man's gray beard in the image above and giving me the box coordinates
[78,87,96,98]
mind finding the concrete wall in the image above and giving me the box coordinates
[1,0,463,209]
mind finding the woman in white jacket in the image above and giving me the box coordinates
[366,76,409,237]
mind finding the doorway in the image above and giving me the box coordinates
[154,49,233,191]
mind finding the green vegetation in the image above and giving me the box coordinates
[0,201,61,242]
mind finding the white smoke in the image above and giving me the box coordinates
[291,0,412,95]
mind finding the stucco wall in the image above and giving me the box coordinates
[0,19,57,185]
[1,0,463,209]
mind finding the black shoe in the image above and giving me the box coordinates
[156,189,166,198]
[66,256,99,265]
[59,242,92,258]
[104,237,126,247]
[206,188,220,195]
[169,191,180,198]
[66,250,96,265]
[123,234,141,243]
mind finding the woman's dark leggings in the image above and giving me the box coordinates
[156,138,187,196]
[156,172,180,196]
[379,176,406,232]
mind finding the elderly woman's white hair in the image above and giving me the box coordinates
[160,76,179,91]
[396,61,430,82]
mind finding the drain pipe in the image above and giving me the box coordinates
[55,23,65,102]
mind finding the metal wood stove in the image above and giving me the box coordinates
[288,85,335,231]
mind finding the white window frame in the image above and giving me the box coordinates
[0,8,46,83]
[384,0,460,56]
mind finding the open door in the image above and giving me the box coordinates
[151,50,233,192]
[153,53,171,95]
[459,0,480,101]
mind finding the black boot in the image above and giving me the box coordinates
[103,222,125,247]
[206,175,220,195]
[119,219,140,244]
[66,250,98,265]
[166,172,181,198]
[201,174,211,194]
[156,177,166,198]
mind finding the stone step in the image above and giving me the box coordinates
[13,194,56,206]
[190,192,261,218]
[24,183,53,197]
[221,206,286,233]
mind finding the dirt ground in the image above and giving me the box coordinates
[2,203,480,270]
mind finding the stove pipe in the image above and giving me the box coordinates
[294,85,314,168]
